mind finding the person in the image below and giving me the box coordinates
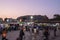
[32,28,34,33]
[43,27,49,40]
[25,26,28,31]
[0,25,2,35]
[2,29,8,40]
[54,27,57,37]
[36,27,39,34]
[19,28,24,40]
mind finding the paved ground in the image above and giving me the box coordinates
[0,30,60,40]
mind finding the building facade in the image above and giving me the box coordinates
[17,15,48,22]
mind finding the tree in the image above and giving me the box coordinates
[0,18,3,22]
[4,18,8,22]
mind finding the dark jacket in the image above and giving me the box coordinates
[44,30,49,37]
[19,30,24,37]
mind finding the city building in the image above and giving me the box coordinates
[17,15,48,22]
[4,18,18,24]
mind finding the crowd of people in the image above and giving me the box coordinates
[0,24,58,40]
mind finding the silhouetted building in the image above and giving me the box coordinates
[17,15,48,22]
[4,18,18,23]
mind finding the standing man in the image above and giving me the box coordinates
[54,27,57,37]
[19,28,24,40]
[43,27,49,40]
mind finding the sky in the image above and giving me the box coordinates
[0,0,60,19]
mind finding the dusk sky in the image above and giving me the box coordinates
[0,0,60,19]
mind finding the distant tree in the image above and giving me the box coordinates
[0,18,3,22]
[4,18,7,22]
[17,16,27,22]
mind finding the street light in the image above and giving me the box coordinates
[7,19,9,22]
[30,16,33,19]
[30,16,33,22]
[20,19,22,22]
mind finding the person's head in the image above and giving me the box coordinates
[3,29,6,31]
